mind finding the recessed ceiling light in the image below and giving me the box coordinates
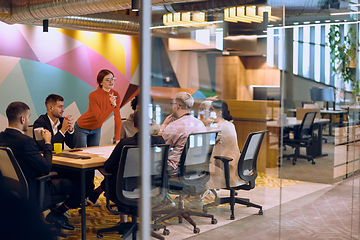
[315,20,321,23]
[335,19,340,22]
[294,22,299,25]
[303,21,310,24]
[325,20,331,22]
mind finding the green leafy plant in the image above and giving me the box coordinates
[327,25,358,93]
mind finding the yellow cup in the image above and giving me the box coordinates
[54,143,62,154]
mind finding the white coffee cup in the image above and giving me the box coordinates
[34,127,44,141]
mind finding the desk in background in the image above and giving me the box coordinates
[266,117,329,168]
[52,145,115,240]
[287,109,346,136]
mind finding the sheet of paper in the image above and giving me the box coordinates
[81,145,115,159]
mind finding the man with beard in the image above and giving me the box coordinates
[158,92,206,172]
[33,94,75,150]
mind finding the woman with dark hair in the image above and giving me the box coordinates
[120,95,138,139]
[207,100,241,189]
[74,69,122,147]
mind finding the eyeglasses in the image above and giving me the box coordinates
[104,77,116,82]
[170,102,181,107]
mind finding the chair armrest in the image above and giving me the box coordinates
[213,156,233,163]
[214,156,232,189]
[35,172,58,210]
[34,171,58,182]
[98,167,112,177]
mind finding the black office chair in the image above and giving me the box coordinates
[154,131,219,234]
[283,112,317,165]
[203,130,267,220]
[0,146,66,237]
[96,144,170,240]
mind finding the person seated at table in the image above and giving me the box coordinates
[120,94,160,140]
[33,94,75,150]
[88,110,164,222]
[198,100,213,127]
[120,94,139,139]
[158,92,206,173]
[34,94,96,207]
[0,102,87,231]
[206,100,241,190]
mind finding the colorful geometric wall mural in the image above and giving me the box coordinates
[0,22,140,130]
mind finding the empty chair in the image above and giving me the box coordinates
[203,130,268,220]
[283,112,317,165]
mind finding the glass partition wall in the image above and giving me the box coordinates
[278,3,360,239]
[142,1,360,239]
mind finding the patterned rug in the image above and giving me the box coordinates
[62,174,299,239]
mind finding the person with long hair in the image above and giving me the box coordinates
[74,69,122,147]
[207,100,241,189]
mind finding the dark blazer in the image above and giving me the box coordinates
[104,132,165,192]
[33,114,75,150]
[0,128,52,202]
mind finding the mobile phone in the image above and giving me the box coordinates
[69,149,83,152]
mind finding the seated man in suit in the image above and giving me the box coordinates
[0,101,84,230]
[33,94,75,150]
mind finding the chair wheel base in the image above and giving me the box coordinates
[211,218,218,224]
[259,209,263,215]
[163,229,170,235]
[194,227,200,234]
[97,234,103,239]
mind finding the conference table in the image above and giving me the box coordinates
[266,117,329,168]
[52,145,115,240]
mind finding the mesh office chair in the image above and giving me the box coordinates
[203,130,267,220]
[283,112,317,165]
[97,144,170,240]
[154,131,219,234]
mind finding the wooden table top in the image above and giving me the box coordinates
[52,145,115,169]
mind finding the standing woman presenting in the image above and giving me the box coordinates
[74,69,122,148]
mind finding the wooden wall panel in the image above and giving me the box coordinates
[215,56,245,100]
[216,56,280,101]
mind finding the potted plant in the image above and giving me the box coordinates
[327,25,358,94]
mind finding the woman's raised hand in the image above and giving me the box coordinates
[109,93,117,108]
